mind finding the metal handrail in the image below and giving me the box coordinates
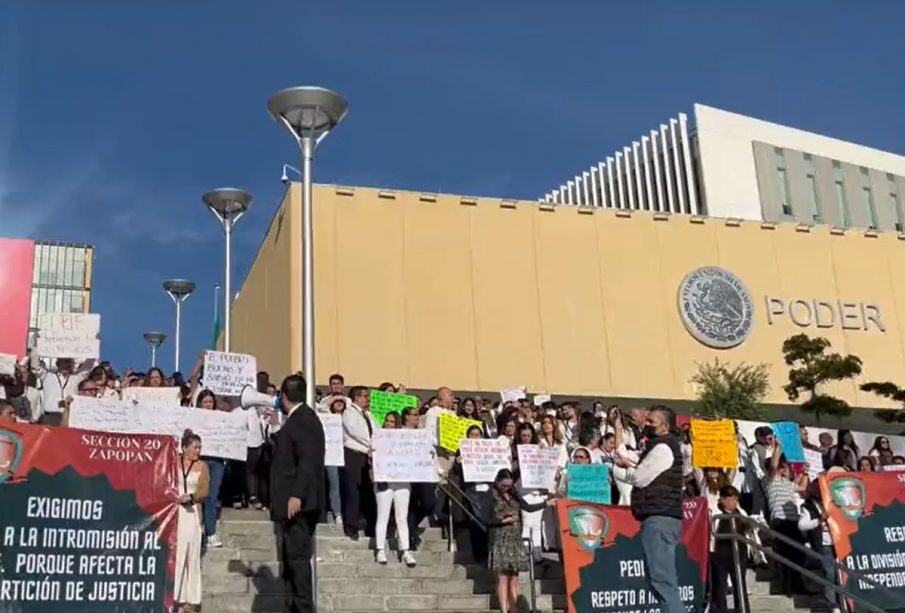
[712,513,905,613]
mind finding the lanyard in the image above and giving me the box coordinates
[181,459,196,494]
[55,372,71,393]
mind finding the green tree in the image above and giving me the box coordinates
[859,381,905,425]
[691,359,770,420]
[781,334,863,421]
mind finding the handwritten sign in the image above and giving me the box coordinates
[372,428,436,483]
[517,444,560,490]
[690,419,738,468]
[68,397,248,460]
[369,390,418,426]
[438,413,483,452]
[501,387,526,404]
[35,313,100,360]
[803,448,824,479]
[0,353,15,376]
[566,463,611,504]
[882,464,905,472]
[122,387,181,405]
[319,414,344,467]
[533,394,552,407]
[460,438,512,482]
[772,421,805,463]
[203,351,256,396]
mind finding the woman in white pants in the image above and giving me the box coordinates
[515,422,545,562]
[373,412,417,567]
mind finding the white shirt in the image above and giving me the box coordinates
[246,408,282,448]
[317,394,351,414]
[423,406,454,446]
[343,403,375,454]
[617,441,675,489]
[30,354,91,416]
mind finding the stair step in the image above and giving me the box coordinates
[201,592,563,612]
[314,561,563,581]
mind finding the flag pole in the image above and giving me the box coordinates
[212,284,221,350]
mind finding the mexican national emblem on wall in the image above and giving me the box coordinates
[678,266,754,349]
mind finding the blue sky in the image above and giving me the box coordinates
[1,1,903,373]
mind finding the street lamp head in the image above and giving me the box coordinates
[202,188,253,221]
[267,86,348,141]
[163,278,196,298]
[143,332,167,347]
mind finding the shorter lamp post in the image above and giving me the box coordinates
[163,279,196,372]
[143,332,167,368]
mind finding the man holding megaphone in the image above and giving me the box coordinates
[267,373,325,613]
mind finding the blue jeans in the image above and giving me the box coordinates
[818,544,838,610]
[640,516,685,613]
[326,466,342,518]
[203,457,225,537]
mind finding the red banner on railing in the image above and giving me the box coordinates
[0,422,178,613]
[557,497,709,613]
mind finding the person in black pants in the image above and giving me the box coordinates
[340,386,376,540]
[270,374,325,613]
[710,485,748,613]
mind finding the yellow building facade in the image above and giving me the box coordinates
[230,184,905,410]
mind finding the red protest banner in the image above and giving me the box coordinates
[0,422,179,612]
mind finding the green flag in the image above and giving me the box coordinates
[211,285,221,350]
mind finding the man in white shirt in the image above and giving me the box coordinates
[29,352,93,426]
[317,373,351,414]
[341,386,376,540]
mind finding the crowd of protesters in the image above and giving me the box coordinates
[4,357,904,613]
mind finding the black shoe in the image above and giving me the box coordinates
[344,530,359,542]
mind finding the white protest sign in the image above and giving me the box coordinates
[460,438,511,483]
[319,414,344,467]
[372,429,437,483]
[517,444,560,490]
[36,313,100,360]
[203,351,256,396]
[533,394,552,407]
[0,353,16,376]
[882,464,905,472]
[69,397,248,460]
[501,387,526,404]
[803,448,824,479]
[122,387,181,405]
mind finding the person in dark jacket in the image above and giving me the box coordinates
[614,405,685,613]
[270,374,325,613]
[710,485,749,613]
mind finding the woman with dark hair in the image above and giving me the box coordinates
[458,397,478,420]
[487,469,554,613]
[869,436,892,459]
[144,367,166,388]
[858,456,875,472]
[513,423,547,560]
[174,430,209,613]
[372,412,415,567]
[195,391,225,548]
[458,425,491,562]
[828,430,859,472]
[87,365,119,398]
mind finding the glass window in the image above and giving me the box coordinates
[72,250,86,287]
[890,174,904,232]
[32,244,43,284]
[860,167,878,229]
[833,161,850,227]
[774,148,793,216]
[803,153,822,223]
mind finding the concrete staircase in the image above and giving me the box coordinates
[201,509,824,612]
[201,508,566,612]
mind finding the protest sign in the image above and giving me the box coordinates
[122,387,181,405]
[68,397,248,461]
[460,438,511,483]
[0,352,16,376]
[566,464,611,504]
[501,387,526,404]
[533,394,552,407]
[35,313,100,360]
[804,448,824,479]
[372,429,436,483]
[203,351,256,396]
[517,444,560,490]
[882,464,905,472]
[821,472,905,611]
[319,414,344,467]
[690,419,738,468]
[369,390,418,427]
[772,421,805,463]
[438,413,482,452]
[0,421,178,613]
[558,497,709,613]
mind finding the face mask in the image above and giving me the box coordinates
[642,425,658,440]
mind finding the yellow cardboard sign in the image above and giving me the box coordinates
[690,419,738,469]
[439,413,483,452]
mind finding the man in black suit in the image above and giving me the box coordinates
[270,373,325,613]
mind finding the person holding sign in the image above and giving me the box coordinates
[766,438,809,596]
[29,351,94,425]
[341,386,377,540]
[195,390,227,549]
[174,430,210,613]
[371,412,417,567]
[486,469,556,613]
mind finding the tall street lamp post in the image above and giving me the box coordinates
[163,279,195,372]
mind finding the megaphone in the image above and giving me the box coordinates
[240,385,281,411]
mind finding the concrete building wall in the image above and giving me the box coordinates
[231,184,905,410]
